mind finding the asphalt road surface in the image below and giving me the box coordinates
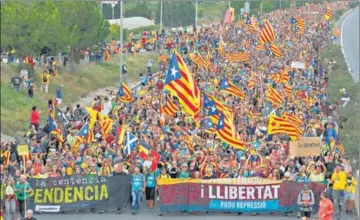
[341,8,360,83]
[32,208,356,220]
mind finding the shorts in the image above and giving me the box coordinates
[300,211,311,218]
[344,192,355,200]
[145,187,155,200]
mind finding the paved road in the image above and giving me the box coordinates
[32,209,356,220]
[341,8,360,83]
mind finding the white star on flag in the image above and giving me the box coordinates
[171,67,178,77]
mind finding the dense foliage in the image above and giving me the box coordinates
[1,1,109,60]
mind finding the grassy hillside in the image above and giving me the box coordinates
[321,44,360,167]
[1,53,158,137]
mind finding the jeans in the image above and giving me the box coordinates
[131,189,142,212]
[147,66,152,74]
[4,198,16,220]
[332,189,343,219]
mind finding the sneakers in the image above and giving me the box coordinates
[132,211,136,215]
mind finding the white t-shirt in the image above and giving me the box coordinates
[101,101,112,116]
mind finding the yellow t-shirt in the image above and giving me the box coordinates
[331,171,347,190]
[345,176,358,194]
[41,73,51,84]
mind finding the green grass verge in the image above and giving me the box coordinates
[321,44,360,166]
[1,53,158,137]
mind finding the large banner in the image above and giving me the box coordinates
[157,178,326,213]
[1,175,131,213]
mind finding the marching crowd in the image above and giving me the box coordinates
[1,2,358,220]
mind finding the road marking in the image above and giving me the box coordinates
[341,9,358,77]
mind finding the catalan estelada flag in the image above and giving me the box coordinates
[165,52,201,119]
[259,20,275,43]
[224,52,249,62]
[77,123,94,143]
[162,95,178,116]
[282,112,303,126]
[189,53,206,69]
[268,114,303,141]
[204,118,216,134]
[335,142,345,155]
[215,112,246,151]
[219,76,245,100]
[266,86,284,108]
[205,51,213,72]
[270,43,282,58]
[206,93,233,114]
[118,82,134,102]
[295,17,305,34]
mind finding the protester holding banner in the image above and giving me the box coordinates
[131,167,145,215]
[14,175,32,218]
[0,1,354,218]
[4,177,16,220]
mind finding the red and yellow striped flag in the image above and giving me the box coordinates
[224,52,249,62]
[162,95,178,116]
[284,84,293,98]
[165,51,202,119]
[282,112,303,126]
[119,82,134,102]
[216,112,246,151]
[217,42,225,57]
[332,28,340,38]
[324,3,332,21]
[268,114,303,141]
[259,20,275,43]
[270,43,282,58]
[98,113,114,138]
[266,86,284,108]
[158,53,168,63]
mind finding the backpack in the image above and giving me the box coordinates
[13,77,20,85]
[42,74,48,83]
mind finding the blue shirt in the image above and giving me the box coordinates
[131,174,144,191]
[145,172,157,188]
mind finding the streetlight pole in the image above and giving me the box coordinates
[195,0,198,27]
[120,0,124,83]
[260,1,263,14]
[160,1,163,33]
[228,1,231,8]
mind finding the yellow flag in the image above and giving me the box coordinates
[85,106,98,129]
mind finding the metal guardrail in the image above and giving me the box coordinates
[129,71,162,94]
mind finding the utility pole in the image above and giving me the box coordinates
[120,0,124,83]
[160,1,163,33]
[228,1,231,8]
[195,0,198,27]
[260,1,263,14]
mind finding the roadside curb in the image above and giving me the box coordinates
[336,7,359,79]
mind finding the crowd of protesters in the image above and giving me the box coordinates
[1,2,358,220]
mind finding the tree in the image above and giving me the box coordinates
[1,1,109,71]
[1,1,64,59]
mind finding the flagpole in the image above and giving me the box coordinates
[195,0,198,28]
[119,0,124,84]
[160,1,163,34]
